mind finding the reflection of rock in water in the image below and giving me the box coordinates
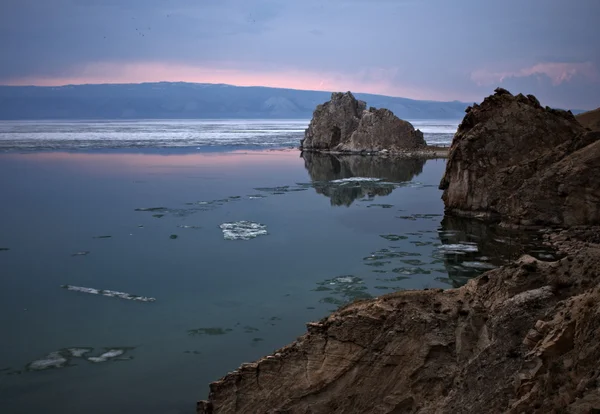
[301,152,426,206]
[437,215,560,287]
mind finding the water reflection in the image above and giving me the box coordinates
[436,215,560,287]
[301,152,426,206]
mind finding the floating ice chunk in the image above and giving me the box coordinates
[87,349,124,363]
[219,221,268,240]
[330,177,381,183]
[67,348,93,358]
[27,352,68,371]
[461,261,497,270]
[61,285,156,302]
[334,276,356,283]
[71,251,90,257]
[437,243,479,253]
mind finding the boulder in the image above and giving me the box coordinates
[300,92,427,153]
[440,88,600,226]
[198,228,600,414]
[301,92,366,151]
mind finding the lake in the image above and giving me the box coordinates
[0,120,556,414]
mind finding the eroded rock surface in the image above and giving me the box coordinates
[440,88,600,226]
[300,92,428,154]
[198,227,600,414]
[576,107,600,131]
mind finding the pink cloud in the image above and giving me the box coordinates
[2,61,457,101]
[471,61,600,86]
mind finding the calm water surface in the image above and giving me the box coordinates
[0,128,554,413]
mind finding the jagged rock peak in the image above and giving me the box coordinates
[440,89,599,226]
[301,91,427,153]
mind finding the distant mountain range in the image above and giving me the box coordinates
[0,82,473,120]
[0,82,586,120]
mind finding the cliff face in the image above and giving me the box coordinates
[440,88,599,226]
[300,92,427,153]
[198,227,600,414]
[301,92,367,151]
[576,108,600,131]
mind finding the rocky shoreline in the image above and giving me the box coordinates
[197,90,600,413]
[198,226,600,413]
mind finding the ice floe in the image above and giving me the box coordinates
[71,251,90,257]
[87,349,125,363]
[460,261,497,270]
[27,351,68,371]
[219,221,268,240]
[61,285,156,302]
[330,177,382,183]
[66,348,93,358]
[437,243,479,253]
[25,347,134,372]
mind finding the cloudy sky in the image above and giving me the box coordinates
[1,0,599,109]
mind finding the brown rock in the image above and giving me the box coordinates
[198,228,600,414]
[300,92,427,153]
[337,108,426,152]
[576,107,600,131]
[301,92,366,151]
[439,88,600,226]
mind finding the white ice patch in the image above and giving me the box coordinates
[330,177,382,183]
[67,348,92,358]
[27,352,68,371]
[87,349,125,363]
[61,285,156,302]
[219,221,268,240]
[437,243,479,253]
[334,276,355,283]
[461,261,497,270]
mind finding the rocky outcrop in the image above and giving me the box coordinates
[198,227,600,414]
[576,108,600,131]
[301,92,431,154]
[440,88,600,226]
[302,152,425,206]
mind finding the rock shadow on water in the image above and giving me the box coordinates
[301,152,426,206]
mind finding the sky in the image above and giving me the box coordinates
[1,0,599,109]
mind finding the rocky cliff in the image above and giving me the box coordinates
[576,108,600,131]
[440,88,600,227]
[301,92,431,154]
[198,227,600,413]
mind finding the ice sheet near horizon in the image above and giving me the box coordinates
[0,119,459,151]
